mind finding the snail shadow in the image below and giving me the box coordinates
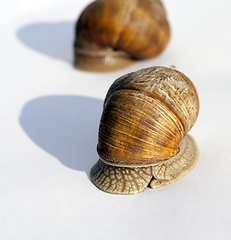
[19,95,103,177]
[16,21,75,64]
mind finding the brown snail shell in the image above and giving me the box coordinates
[90,66,199,194]
[74,0,170,72]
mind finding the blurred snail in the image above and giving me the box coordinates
[74,0,170,72]
[90,66,199,194]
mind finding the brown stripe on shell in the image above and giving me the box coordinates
[104,66,199,134]
[75,0,138,50]
[116,0,170,59]
[75,0,170,59]
[97,89,184,166]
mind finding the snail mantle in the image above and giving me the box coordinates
[90,66,199,194]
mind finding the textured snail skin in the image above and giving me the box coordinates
[74,0,170,72]
[91,135,199,194]
[90,66,199,194]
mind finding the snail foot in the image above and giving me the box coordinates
[90,159,152,195]
[150,134,199,189]
[74,47,136,72]
[91,135,199,194]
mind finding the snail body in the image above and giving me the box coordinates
[90,66,199,194]
[74,0,170,71]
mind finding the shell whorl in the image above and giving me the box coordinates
[74,0,170,71]
[97,66,199,167]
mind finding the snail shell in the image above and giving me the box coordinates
[90,66,199,194]
[74,0,170,71]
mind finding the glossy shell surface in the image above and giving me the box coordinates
[97,66,199,166]
[74,0,170,71]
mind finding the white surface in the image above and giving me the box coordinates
[1,0,231,239]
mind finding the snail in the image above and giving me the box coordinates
[90,66,199,194]
[74,0,170,72]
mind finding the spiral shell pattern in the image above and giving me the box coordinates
[75,0,170,61]
[97,66,199,166]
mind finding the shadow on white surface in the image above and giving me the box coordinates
[17,21,74,63]
[19,95,103,177]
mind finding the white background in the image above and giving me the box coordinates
[1,0,231,239]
